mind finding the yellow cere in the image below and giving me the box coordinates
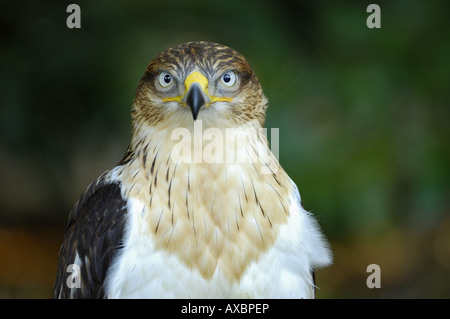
[162,71,233,107]
[184,71,209,95]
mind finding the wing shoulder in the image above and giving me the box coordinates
[52,171,128,298]
[289,177,332,267]
[288,178,333,297]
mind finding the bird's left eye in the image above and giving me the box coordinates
[158,71,173,88]
[220,71,236,87]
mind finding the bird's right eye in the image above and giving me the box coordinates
[158,71,173,88]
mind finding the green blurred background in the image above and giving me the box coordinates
[0,0,449,298]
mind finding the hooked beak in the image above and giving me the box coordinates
[182,71,209,121]
[185,83,205,121]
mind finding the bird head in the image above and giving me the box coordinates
[131,41,268,131]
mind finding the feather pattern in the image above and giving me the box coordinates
[53,41,332,299]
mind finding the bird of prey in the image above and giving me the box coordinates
[53,41,332,299]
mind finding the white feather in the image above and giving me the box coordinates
[104,185,332,298]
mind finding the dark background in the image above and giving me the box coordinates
[0,0,449,298]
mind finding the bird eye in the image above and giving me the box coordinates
[220,71,236,87]
[158,71,173,88]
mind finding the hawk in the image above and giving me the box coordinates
[53,41,332,298]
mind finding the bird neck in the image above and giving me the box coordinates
[119,121,294,282]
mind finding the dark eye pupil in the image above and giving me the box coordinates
[223,73,231,83]
[164,74,171,83]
